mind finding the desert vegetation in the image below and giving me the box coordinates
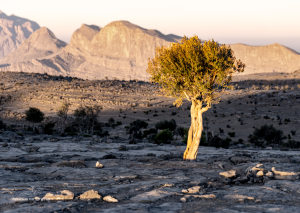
[147,36,245,160]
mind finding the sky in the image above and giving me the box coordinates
[1,0,300,52]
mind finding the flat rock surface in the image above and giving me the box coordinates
[1,132,300,212]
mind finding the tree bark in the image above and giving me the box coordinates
[183,100,203,161]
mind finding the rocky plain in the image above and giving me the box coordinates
[0,71,300,212]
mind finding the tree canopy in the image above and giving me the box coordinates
[147,36,245,160]
[147,36,245,108]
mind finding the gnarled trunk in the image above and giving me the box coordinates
[183,100,203,161]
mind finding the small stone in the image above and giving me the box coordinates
[185,186,201,194]
[95,161,104,168]
[194,194,216,199]
[220,170,236,178]
[79,190,101,200]
[2,142,8,147]
[256,171,264,177]
[180,197,186,202]
[265,171,274,178]
[103,195,118,203]
[42,190,74,200]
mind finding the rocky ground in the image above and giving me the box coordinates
[1,130,300,212]
[1,71,300,212]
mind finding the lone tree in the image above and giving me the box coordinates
[147,36,245,161]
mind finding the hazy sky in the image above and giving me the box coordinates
[1,0,300,52]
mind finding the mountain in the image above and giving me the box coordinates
[0,11,40,60]
[2,19,298,80]
[0,27,67,65]
[230,43,300,74]
[0,21,181,80]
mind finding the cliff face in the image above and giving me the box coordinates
[230,43,300,74]
[0,27,67,65]
[0,11,40,60]
[0,21,180,80]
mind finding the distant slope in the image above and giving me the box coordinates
[0,27,67,65]
[0,21,181,80]
[0,11,40,60]
[230,43,300,74]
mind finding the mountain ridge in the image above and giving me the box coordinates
[0,11,40,60]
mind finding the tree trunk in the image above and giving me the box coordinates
[183,100,203,161]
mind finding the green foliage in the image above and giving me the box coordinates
[228,132,235,137]
[200,133,231,149]
[182,128,189,143]
[147,36,245,107]
[175,126,185,138]
[155,129,173,144]
[155,119,177,131]
[44,122,55,135]
[143,128,158,138]
[127,119,149,139]
[248,125,284,146]
[25,107,44,123]
[130,120,148,129]
[115,121,122,126]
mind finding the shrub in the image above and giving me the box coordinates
[228,132,235,137]
[200,132,230,149]
[143,128,158,138]
[155,119,176,131]
[175,126,185,138]
[130,120,148,129]
[108,118,115,126]
[291,130,296,136]
[73,105,102,135]
[182,128,189,143]
[25,107,44,123]
[0,120,6,130]
[248,125,284,146]
[285,140,300,149]
[44,122,55,135]
[154,129,173,144]
[171,112,177,116]
[127,119,148,139]
[115,121,122,126]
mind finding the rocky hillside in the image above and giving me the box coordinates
[231,43,300,75]
[0,11,40,60]
[0,27,67,65]
[0,21,181,80]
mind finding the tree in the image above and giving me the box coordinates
[74,105,102,135]
[147,36,245,161]
[25,107,44,123]
[57,102,71,133]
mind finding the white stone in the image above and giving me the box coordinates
[220,170,236,178]
[103,195,118,203]
[95,161,104,168]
